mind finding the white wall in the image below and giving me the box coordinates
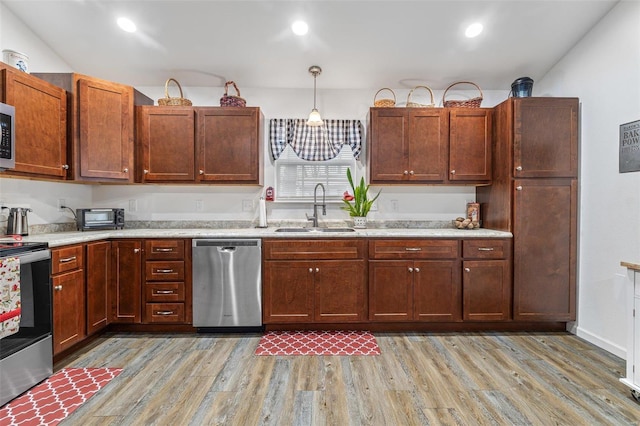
[537,0,640,357]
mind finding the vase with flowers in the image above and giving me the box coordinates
[341,168,381,228]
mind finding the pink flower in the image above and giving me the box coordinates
[343,191,354,201]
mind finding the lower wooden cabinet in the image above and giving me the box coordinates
[51,245,85,355]
[263,239,367,324]
[86,241,110,334]
[368,240,462,322]
[110,240,142,323]
[462,239,512,321]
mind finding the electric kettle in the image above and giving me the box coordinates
[2,207,32,236]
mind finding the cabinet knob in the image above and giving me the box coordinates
[516,186,523,191]
[409,170,414,175]
[123,168,129,173]
[408,267,413,272]
[134,248,141,253]
[516,166,523,171]
[465,267,471,272]
[450,170,456,175]
[54,285,63,291]
[143,169,149,174]
[309,268,313,273]
[315,267,319,273]
[199,170,204,175]
[62,164,69,170]
[403,170,409,175]
[414,267,420,273]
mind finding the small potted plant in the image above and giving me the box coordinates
[341,168,381,228]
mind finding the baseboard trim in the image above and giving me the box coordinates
[575,326,626,359]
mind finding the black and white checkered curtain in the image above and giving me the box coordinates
[270,119,363,161]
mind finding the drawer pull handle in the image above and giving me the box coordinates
[478,247,495,251]
[155,311,174,316]
[54,285,63,291]
[156,290,175,294]
[405,247,422,251]
[59,256,77,263]
[156,269,174,273]
[155,248,174,252]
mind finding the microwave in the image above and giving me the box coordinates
[0,102,16,170]
[77,208,125,231]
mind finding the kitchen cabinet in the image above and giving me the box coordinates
[477,97,578,322]
[368,239,461,322]
[135,106,263,184]
[51,245,85,355]
[86,241,110,335]
[196,107,263,184]
[136,106,195,182]
[368,107,491,184]
[33,72,152,182]
[0,63,68,179]
[263,239,367,324]
[462,239,511,321]
[143,239,191,324]
[110,240,142,323]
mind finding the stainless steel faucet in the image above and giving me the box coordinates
[306,183,326,228]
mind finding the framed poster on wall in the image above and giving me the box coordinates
[620,119,640,173]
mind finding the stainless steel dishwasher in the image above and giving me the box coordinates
[192,239,262,330]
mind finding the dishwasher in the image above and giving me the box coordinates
[192,239,262,330]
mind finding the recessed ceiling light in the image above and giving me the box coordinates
[465,22,483,38]
[117,17,137,33]
[291,20,309,36]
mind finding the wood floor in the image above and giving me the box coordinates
[55,331,640,425]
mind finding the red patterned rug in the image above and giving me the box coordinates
[255,330,380,356]
[0,367,122,426]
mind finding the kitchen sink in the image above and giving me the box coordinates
[275,227,355,233]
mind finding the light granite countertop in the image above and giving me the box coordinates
[9,226,513,248]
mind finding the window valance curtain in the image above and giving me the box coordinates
[269,119,363,161]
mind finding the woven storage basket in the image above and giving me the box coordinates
[373,88,396,107]
[406,85,435,107]
[157,78,192,106]
[442,81,483,108]
[220,81,246,107]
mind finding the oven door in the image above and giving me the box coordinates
[0,248,53,406]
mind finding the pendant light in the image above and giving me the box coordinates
[307,65,323,127]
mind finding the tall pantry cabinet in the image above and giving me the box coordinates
[477,97,578,322]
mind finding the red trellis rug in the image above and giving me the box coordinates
[0,367,122,426]
[255,330,380,356]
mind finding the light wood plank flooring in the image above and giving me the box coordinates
[55,331,640,425]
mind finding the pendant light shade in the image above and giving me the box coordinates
[307,65,323,127]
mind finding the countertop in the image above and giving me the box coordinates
[621,261,640,272]
[9,227,513,248]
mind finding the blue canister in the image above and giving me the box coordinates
[511,77,534,97]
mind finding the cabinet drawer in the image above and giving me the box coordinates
[52,245,84,274]
[145,282,185,302]
[145,303,185,323]
[145,239,185,260]
[145,261,185,281]
[463,239,510,259]
[264,239,366,260]
[369,239,459,259]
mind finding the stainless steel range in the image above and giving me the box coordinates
[0,241,52,406]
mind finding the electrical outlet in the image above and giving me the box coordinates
[57,198,66,212]
[242,199,253,212]
[195,199,204,212]
[391,200,399,212]
[128,199,137,212]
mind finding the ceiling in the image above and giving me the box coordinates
[2,0,618,91]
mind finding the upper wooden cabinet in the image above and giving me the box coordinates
[136,106,263,184]
[511,97,578,178]
[0,63,68,179]
[368,107,491,185]
[33,72,152,182]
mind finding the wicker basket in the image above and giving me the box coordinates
[220,81,246,107]
[157,78,192,106]
[373,88,396,107]
[406,85,435,108]
[442,81,483,108]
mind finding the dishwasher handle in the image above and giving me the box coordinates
[219,247,237,253]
